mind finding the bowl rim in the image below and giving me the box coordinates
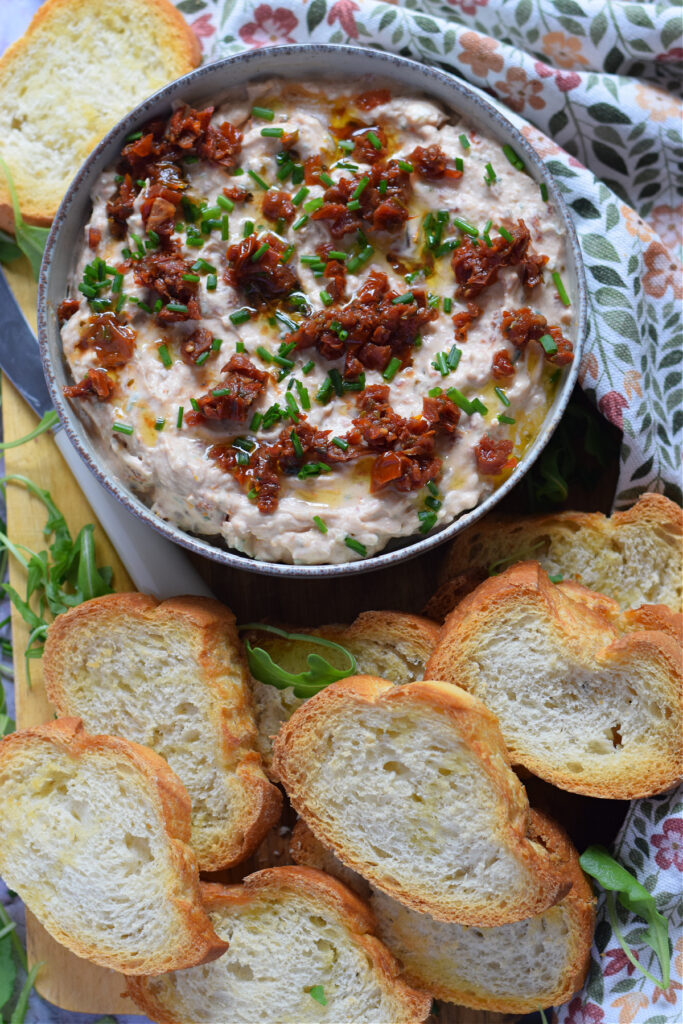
[38,42,586,579]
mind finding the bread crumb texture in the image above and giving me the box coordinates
[0,0,200,228]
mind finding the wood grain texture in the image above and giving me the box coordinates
[2,261,514,1021]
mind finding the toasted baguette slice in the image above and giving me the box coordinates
[272,676,571,925]
[290,818,595,1014]
[0,718,227,974]
[248,611,439,773]
[44,594,282,871]
[426,563,683,798]
[426,494,682,620]
[127,867,431,1024]
[0,0,200,230]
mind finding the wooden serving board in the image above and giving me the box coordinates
[2,260,515,1021]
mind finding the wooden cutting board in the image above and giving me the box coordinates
[1,259,513,1021]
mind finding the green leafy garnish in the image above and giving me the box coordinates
[308,985,327,1006]
[538,1011,548,1024]
[580,845,670,989]
[0,229,22,266]
[0,412,58,451]
[0,157,50,280]
[0,474,114,683]
[239,623,356,698]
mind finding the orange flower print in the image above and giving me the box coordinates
[520,123,564,161]
[642,240,683,299]
[458,31,504,79]
[541,32,589,69]
[579,352,598,385]
[652,977,682,1005]
[620,204,656,245]
[610,993,649,1024]
[634,83,682,122]
[623,370,643,401]
[649,202,683,252]
[496,67,545,113]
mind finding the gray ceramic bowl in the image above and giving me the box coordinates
[38,44,586,578]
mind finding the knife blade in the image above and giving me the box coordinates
[0,267,213,599]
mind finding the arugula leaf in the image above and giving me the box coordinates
[9,960,43,1024]
[0,412,58,451]
[0,929,17,1012]
[308,985,327,1006]
[580,845,670,989]
[240,623,357,698]
[0,158,49,280]
[0,677,15,737]
[0,228,22,265]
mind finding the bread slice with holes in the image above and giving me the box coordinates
[247,611,439,773]
[426,562,683,798]
[44,594,282,871]
[272,676,571,926]
[0,0,200,231]
[290,818,595,1014]
[0,718,227,974]
[425,493,683,621]
[126,867,432,1024]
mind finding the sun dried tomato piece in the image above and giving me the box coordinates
[408,144,462,182]
[165,104,214,149]
[451,220,548,299]
[452,302,481,343]
[198,121,243,169]
[58,299,80,323]
[63,368,115,401]
[224,233,300,305]
[180,327,213,365]
[133,251,200,322]
[77,313,136,368]
[88,227,102,249]
[492,349,516,379]
[474,434,514,475]
[223,185,250,202]
[353,126,387,164]
[262,190,295,225]
[187,354,268,424]
[501,307,573,366]
[312,159,411,237]
[140,181,184,236]
[106,173,138,237]
[422,394,461,435]
[354,88,391,110]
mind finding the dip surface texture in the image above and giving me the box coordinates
[59,79,574,564]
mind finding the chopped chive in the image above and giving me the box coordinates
[319,171,335,187]
[329,368,344,397]
[251,242,270,262]
[498,413,516,424]
[256,345,273,363]
[235,341,245,354]
[313,515,328,533]
[112,421,134,435]
[291,165,305,184]
[320,289,333,306]
[383,357,402,382]
[212,337,223,351]
[146,229,160,247]
[328,250,346,261]
[484,162,497,184]
[78,283,97,298]
[418,510,437,533]
[453,216,479,238]
[195,351,210,367]
[378,178,388,194]
[292,214,308,231]
[540,182,549,202]
[114,293,126,312]
[221,215,230,241]
[154,417,165,431]
[447,345,462,370]
[397,159,414,173]
[304,196,324,214]
[351,176,369,200]
[367,131,382,150]
[443,297,453,313]
[552,272,571,307]
[426,480,439,497]
[471,398,488,415]
[182,273,200,283]
[498,226,514,243]
[295,380,311,410]
[285,392,299,420]
[176,407,184,428]
[211,388,230,397]
[206,274,218,290]
[347,245,374,273]
[247,487,258,500]
[425,495,442,511]
[338,139,354,151]
[273,353,295,369]
[347,199,361,211]
[316,377,334,404]
[280,244,295,263]
[126,130,142,141]
[502,144,525,171]
[392,291,414,305]
[230,308,251,325]
[166,302,188,313]
[247,169,269,190]
[495,386,511,406]
[243,220,255,237]
[217,194,234,212]
[252,106,274,121]
[191,258,217,273]
[433,352,449,377]
[158,344,172,368]
[428,387,443,397]
[446,387,475,414]
[154,298,162,313]
[250,412,263,430]
[290,429,304,457]
[332,436,349,451]
[261,126,284,137]
[483,219,492,236]
[344,536,367,556]
[428,293,440,309]
[292,186,309,206]
[455,157,464,172]
[539,333,558,354]
[189,397,200,412]
[459,133,470,149]
[302,360,315,375]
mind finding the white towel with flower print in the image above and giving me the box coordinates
[179,0,683,509]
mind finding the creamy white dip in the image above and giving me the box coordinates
[60,79,573,564]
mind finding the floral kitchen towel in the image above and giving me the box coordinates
[177,0,683,509]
